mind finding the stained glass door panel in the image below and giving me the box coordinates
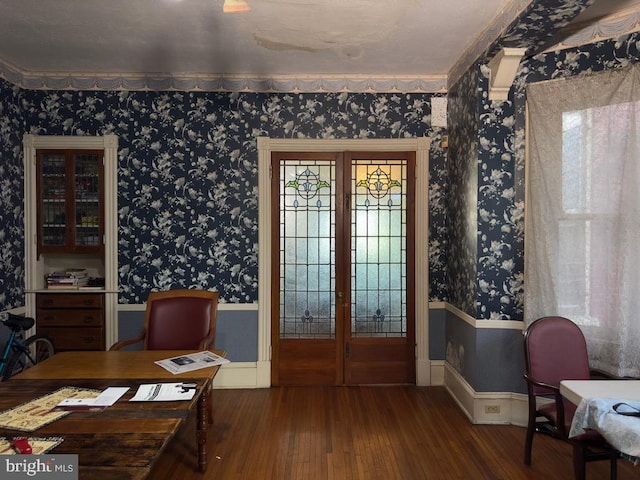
[272,152,341,385]
[344,152,415,384]
[280,161,335,339]
[271,151,415,386]
[351,159,407,338]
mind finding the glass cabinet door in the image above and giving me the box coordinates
[73,153,102,249]
[39,152,68,248]
[37,150,103,255]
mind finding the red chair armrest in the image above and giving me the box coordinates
[109,332,146,351]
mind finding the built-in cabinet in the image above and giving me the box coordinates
[35,293,105,351]
[24,135,119,350]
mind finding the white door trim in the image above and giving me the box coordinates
[23,134,119,347]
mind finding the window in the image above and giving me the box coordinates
[558,104,633,328]
[526,67,640,378]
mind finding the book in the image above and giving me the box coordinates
[45,269,91,288]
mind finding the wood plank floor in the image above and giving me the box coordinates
[148,386,639,480]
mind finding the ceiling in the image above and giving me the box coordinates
[1,0,640,92]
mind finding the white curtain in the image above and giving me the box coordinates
[526,66,640,378]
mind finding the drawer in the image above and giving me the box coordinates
[37,309,104,327]
[37,293,104,309]
[39,327,105,351]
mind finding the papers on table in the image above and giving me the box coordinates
[154,350,229,374]
[129,383,196,402]
[56,387,130,411]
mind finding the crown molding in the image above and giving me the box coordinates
[544,8,640,52]
[448,0,533,88]
[0,58,447,93]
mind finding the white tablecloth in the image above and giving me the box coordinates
[570,397,640,462]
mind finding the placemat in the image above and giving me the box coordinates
[0,437,64,455]
[0,387,100,432]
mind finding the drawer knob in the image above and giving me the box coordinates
[83,316,95,323]
[84,336,96,344]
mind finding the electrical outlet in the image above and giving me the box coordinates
[485,405,500,414]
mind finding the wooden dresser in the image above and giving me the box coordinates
[36,292,105,351]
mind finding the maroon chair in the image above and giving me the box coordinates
[110,289,219,422]
[523,316,618,480]
[110,289,218,351]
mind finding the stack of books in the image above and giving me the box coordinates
[45,269,89,289]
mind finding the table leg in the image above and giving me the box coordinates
[197,391,208,472]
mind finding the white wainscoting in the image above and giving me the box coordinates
[444,362,528,426]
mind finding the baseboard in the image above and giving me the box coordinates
[430,360,445,386]
[444,362,528,425]
[212,362,261,389]
[215,360,446,389]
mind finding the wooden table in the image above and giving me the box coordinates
[0,350,225,480]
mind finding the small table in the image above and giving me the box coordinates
[0,350,225,479]
[561,379,640,462]
[560,380,640,405]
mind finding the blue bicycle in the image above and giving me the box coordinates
[0,313,55,381]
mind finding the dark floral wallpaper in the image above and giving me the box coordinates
[0,0,638,324]
[475,71,524,320]
[1,86,448,305]
[446,66,479,317]
[0,83,25,309]
[444,0,601,320]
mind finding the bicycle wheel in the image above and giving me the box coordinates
[3,335,55,381]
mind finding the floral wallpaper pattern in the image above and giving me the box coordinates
[1,86,448,305]
[0,83,25,309]
[475,70,525,320]
[446,66,479,317]
[0,0,638,322]
[444,0,598,320]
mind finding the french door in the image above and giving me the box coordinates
[271,151,415,385]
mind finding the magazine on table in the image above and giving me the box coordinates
[155,350,229,374]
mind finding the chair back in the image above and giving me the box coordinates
[524,316,591,396]
[144,289,219,350]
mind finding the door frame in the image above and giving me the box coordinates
[256,137,431,387]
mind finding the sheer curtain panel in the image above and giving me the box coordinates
[526,65,640,378]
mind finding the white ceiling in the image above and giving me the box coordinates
[1,0,640,92]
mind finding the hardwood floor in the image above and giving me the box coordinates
[149,386,638,480]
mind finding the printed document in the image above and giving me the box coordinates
[129,383,196,402]
[155,350,229,374]
[56,387,130,411]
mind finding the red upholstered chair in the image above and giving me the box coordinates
[110,289,219,423]
[523,316,618,480]
[110,289,218,351]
